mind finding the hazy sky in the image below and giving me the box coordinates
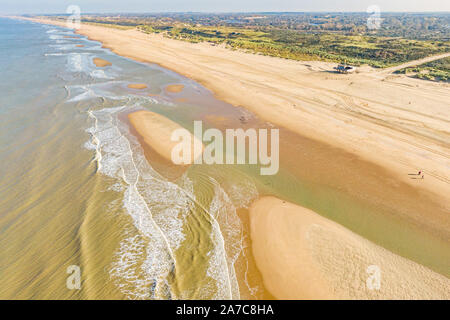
[1,0,449,14]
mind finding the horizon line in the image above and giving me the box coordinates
[3,10,450,15]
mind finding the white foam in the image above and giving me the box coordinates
[64,53,116,80]
[49,34,64,40]
[69,86,97,102]
[206,181,243,300]
[49,43,78,51]
[45,53,67,57]
[87,106,190,299]
[90,69,114,79]
[67,83,159,104]
[84,105,257,299]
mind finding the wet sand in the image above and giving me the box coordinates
[249,196,450,299]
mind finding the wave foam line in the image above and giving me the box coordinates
[87,105,178,298]
[119,127,177,265]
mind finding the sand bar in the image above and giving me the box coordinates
[93,57,111,67]
[249,196,450,299]
[128,110,203,164]
[165,84,185,93]
[127,83,148,89]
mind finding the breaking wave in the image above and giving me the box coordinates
[84,105,258,299]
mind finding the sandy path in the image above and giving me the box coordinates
[249,196,450,299]
[379,52,450,74]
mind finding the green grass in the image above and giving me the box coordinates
[137,24,449,68]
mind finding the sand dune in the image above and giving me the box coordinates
[250,196,450,300]
[128,110,203,164]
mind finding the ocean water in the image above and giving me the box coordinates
[0,18,448,300]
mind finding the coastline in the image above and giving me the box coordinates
[24,15,450,242]
[12,16,448,298]
[19,17,450,206]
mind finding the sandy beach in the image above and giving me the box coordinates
[250,196,450,299]
[25,18,449,207]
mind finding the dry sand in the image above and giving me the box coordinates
[127,83,148,89]
[92,57,111,67]
[250,196,450,299]
[165,84,185,93]
[128,110,203,164]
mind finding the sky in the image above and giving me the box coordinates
[1,0,449,15]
